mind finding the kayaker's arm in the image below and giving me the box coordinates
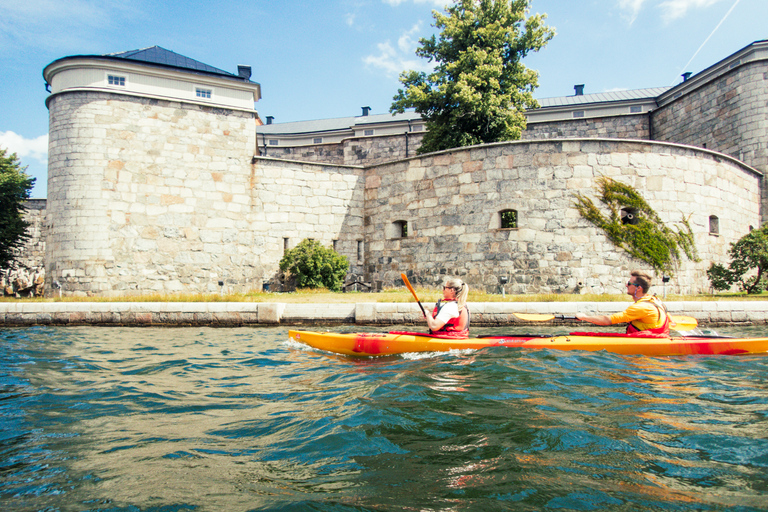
[576,313,613,326]
[424,314,447,332]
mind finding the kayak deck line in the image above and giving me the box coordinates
[288,329,768,358]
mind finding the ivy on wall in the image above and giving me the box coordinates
[574,177,699,275]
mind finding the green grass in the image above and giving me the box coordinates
[2,287,767,303]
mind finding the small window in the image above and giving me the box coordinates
[196,88,212,99]
[630,106,642,113]
[500,209,518,229]
[332,239,338,251]
[313,137,323,144]
[573,111,585,118]
[269,140,278,146]
[709,215,720,235]
[391,220,408,239]
[108,75,125,86]
[621,207,639,225]
[357,240,364,261]
[283,238,289,254]
[364,129,374,136]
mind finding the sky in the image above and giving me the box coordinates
[0,0,765,199]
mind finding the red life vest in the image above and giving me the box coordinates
[431,299,470,338]
[626,295,670,335]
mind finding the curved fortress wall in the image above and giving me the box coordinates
[363,139,760,296]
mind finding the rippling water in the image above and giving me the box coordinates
[2,325,767,511]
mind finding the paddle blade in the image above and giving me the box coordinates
[401,273,427,317]
[513,313,556,322]
[670,315,698,331]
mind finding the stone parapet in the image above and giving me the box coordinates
[1,301,765,327]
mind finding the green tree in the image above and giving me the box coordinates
[707,224,768,294]
[0,148,35,268]
[390,0,554,154]
[279,239,350,292]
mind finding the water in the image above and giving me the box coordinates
[2,325,767,511]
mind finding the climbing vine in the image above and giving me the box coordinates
[574,177,699,275]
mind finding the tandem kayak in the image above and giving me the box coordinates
[288,329,768,357]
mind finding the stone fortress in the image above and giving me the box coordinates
[26,40,767,297]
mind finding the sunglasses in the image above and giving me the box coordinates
[627,281,637,287]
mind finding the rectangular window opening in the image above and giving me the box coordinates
[196,88,212,99]
[108,75,126,86]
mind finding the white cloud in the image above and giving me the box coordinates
[0,132,49,165]
[658,0,724,20]
[618,0,649,24]
[363,23,433,78]
[616,0,728,24]
[0,0,136,52]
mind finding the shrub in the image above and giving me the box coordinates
[707,224,768,294]
[279,239,349,292]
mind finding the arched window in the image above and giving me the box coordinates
[709,215,719,235]
[500,209,518,229]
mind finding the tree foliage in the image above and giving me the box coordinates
[0,148,35,268]
[574,177,698,275]
[707,224,768,294]
[279,239,350,292]
[390,0,555,154]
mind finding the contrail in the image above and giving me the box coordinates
[673,0,741,84]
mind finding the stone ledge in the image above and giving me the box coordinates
[0,301,765,327]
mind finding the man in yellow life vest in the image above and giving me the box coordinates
[576,270,670,335]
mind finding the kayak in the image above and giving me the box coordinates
[288,329,768,357]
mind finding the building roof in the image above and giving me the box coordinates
[44,45,257,85]
[258,111,423,135]
[107,46,235,77]
[537,87,672,108]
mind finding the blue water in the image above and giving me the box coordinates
[1,325,767,511]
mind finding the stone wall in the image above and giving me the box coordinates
[362,139,761,295]
[46,92,262,296]
[260,132,425,166]
[651,60,768,219]
[524,114,650,141]
[14,199,46,270]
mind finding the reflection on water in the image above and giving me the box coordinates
[1,325,767,511]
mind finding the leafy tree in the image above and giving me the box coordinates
[0,148,35,268]
[574,177,698,275]
[390,0,555,154]
[279,239,350,292]
[707,224,768,294]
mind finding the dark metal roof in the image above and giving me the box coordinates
[105,46,237,78]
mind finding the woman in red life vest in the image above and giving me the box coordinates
[575,270,670,335]
[423,278,470,338]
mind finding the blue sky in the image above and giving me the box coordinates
[0,0,764,198]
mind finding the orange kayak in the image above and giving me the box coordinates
[288,329,768,357]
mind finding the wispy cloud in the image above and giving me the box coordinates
[0,132,49,166]
[0,0,137,53]
[616,0,728,24]
[617,0,648,25]
[363,22,433,78]
[659,0,724,20]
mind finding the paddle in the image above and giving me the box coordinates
[513,312,699,331]
[401,273,427,318]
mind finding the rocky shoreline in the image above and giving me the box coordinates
[1,301,766,327]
